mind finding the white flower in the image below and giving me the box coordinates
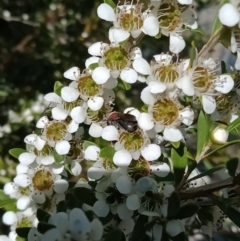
[158,0,197,53]
[41,208,103,241]
[176,58,234,114]
[218,3,240,27]
[4,182,32,210]
[88,41,149,84]
[97,3,159,39]
[165,220,185,237]
[14,166,68,204]
[211,126,229,144]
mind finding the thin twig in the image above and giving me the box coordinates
[1,16,39,27]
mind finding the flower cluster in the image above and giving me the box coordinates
[3,0,240,241]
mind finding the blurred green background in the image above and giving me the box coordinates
[2,0,239,239]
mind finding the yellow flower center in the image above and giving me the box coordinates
[153,64,179,83]
[78,74,103,97]
[32,170,54,191]
[119,129,146,151]
[159,3,181,32]
[103,47,129,71]
[152,98,179,125]
[193,66,212,92]
[45,121,67,142]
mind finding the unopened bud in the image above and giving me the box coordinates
[211,127,229,145]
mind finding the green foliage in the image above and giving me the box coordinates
[99,146,116,159]
[171,142,188,185]
[9,148,26,158]
[0,190,16,209]
[54,81,64,96]
[104,0,116,9]
[53,150,65,163]
[132,215,148,241]
[82,141,99,150]
[176,203,199,219]
[74,187,97,206]
[167,192,181,219]
[16,227,31,239]
[88,63,99,70]
[37,209,51,223]
[196,111,211,160]
[226,158,238,177]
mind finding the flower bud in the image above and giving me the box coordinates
[211,127,229,145]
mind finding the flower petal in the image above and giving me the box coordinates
[133,58,151,75]
[218,3,240,27]
[141,144,161,161]
[97,3,116,22]
[61,86,79,102]
[113,150,132,167]
[55,140,70,155]
[63,67,80,81]
[92,67,110,84]
[87,96,104,111]
[120,68,138,84]
[170,34,186,54]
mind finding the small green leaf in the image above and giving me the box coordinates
[74,187,97,206]
[176,203,199,219]
[196,111,210,160]
[38,222,56,234]
[99,146,116,160]
[132,215,148,241]
[171,141,180,149]
[82,141,98,150]
[121,79,131,90]
[190,28,205,35]
[226,117,240,132]
[9,148,26,158]
[104,228,125,241]
[186,164,225,184]
[53,150,64,163]
[190,41,197,68]
[54,81,64,96]
[141,104,148,113]
[57,200,67,213]
[211,0,229,37]
[171,143,188,185]
[155,31,161,39]
[104,0,116,9]
[0,190,16,208]
[16,227,31,238]
[221,61,227,74]
[167,192,180,219]
[37,209,51,223]
[88,63,99,70]
[226,158,238,177]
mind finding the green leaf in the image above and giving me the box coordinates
[221,61,227,74]
[99,146,116,160]
[104,0,116,9]
[155,31,161,39]
[88,63,99,70]
[167,192,181,219]
[53,150,64,163]
[190,41,197,68]
[54,81,64,96]
[104,228,125,241]
[121,79,131,90]
[210,195,240,228]
[0,190,16,208]
[74,187,97,206]
[37,209,51,223]
[82,141,98,150]
[57,200,67,213]
[132,215,148,241]
[190,28,205,35]
[226,158,238,177]
[226,117,240,132]
[211,0,229,37]
[0,90,8,97]
[171,143,188,185]
[38,222,56,234]
[9,148,26,158]
[176,203,199,219]
[141,104,148,113]
[186,164,225,184]
[16,227,31,238]
[171,141,180,149]
[196,111,210,160]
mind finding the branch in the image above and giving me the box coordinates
[178,174,240,200]
[1,16,39,27]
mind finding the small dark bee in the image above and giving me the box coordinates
[107,112,138,133]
